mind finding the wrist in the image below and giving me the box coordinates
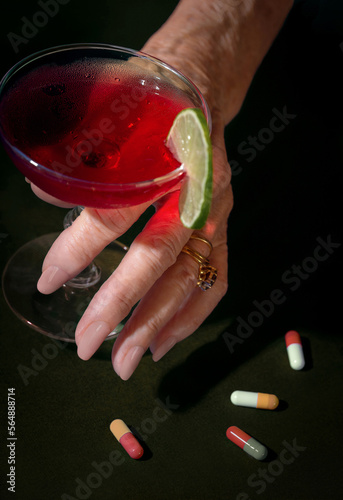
[143,0,294,125]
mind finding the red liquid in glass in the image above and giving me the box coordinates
[0,58,195,207]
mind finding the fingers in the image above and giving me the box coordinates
[37,202,151,294]
[150,245,228,360]
[110,244,227,380]
[75,193,192,358]
[75,128,232,378]
[109,251,199,379]
[33,115,232,383]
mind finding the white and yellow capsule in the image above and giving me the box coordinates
[230,390,279,410]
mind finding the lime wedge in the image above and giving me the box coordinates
[166,108,212,229]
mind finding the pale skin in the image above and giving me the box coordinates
[33,0,294,380]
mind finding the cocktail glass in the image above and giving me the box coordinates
[0,43,210,342]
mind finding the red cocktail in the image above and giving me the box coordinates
[0,44,209,208]
[0,44,210,341]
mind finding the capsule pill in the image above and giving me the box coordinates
[285,330,305,370]
[230,390,279,410]
[226,426,268,461]
[110,419,144,459]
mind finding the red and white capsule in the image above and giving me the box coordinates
[226,426,268,461]
[285,330,305,370]
[110,419,144,459]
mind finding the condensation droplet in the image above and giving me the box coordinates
[42,84,66,96]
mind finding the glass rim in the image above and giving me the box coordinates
[0,42,211,190]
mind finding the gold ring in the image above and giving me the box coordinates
[189,234,213,254]
[181,243,218,291]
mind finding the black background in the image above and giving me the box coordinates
[0,1,342,500]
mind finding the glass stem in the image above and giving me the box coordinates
[63,206,101,289]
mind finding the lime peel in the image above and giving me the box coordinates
[166,108,212,229]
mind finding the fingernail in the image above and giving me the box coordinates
[119,346,145,381]
[152,337,177,362]
[37,266,69,294]
[77,321,110,360]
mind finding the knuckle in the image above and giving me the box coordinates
[178,256,199,285]
[97,209,133,234]
[136,248,165,279]
[84,207,136,240]
[213,163,231,192]
[149,233,180,264]
[133,233,181,278]
[114,292,134,317]
[177,260,198,288]
[144,314,164,336]
[101,278,134,317]
[62,231,93,264]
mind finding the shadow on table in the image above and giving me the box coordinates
[155,317,315,414]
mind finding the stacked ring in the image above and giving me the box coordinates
[181,235,218,291]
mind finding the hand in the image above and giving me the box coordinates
[33,0,293,380]
[36,115,232,380]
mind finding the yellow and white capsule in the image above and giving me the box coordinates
[230,390,279,410]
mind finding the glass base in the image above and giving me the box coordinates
[2,233,128,342]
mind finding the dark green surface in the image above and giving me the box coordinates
[1,1,343,499]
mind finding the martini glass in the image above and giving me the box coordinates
[0,43,210,342]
